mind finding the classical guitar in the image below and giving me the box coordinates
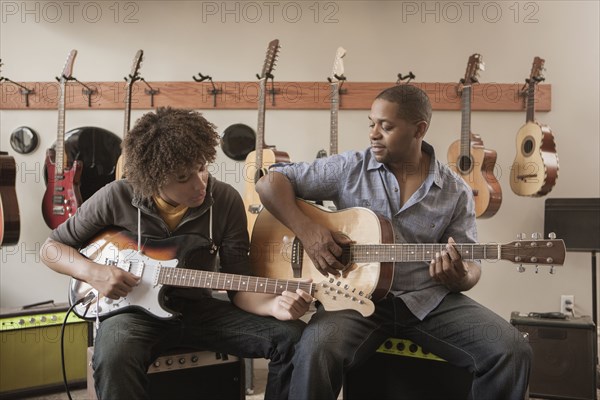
[0,151,20,246]
[250,199,565,303]
[510,57,558,197]
[42,50,83,229]
[243,39,290,235]
[115,49,144,180]
[68,229,374,320]
[316,47,346,159]
[447,54,502,219]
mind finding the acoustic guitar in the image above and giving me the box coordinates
[243,39,290,235]
[115,49,144,180]
[0,151,20,246]
[510,57,558,197]
[316,47,346,159]
[250,199,565,303]
[68,229,374,320]
[42,50,83,229]
[447,54,502,218]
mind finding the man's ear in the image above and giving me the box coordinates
[415,121,428,139]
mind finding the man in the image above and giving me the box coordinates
[256,85,532,400]
[41,107,311,400]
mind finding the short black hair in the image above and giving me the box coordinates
[375,85,432,125]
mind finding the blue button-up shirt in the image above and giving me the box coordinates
[270,141,478,320]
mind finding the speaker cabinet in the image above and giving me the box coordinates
[343,338,472,400]
[0,304,90,399]
[87,347,245,400]
[511,312,597,400]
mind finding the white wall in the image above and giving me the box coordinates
[1,1,598,322]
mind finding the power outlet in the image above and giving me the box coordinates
[560,295,575,314]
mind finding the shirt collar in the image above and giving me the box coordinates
[365,141,444,189]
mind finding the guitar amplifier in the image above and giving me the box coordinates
[87,347,245,400]
[510,312,597,400]
[343,338,472,400]
[0,303,91,399]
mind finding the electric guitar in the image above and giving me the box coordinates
[316,47,346,159]
[243,39,290,235]
[510,57,558,197]
[250,199,566,303]
[42,50,83,229]
[68,229,374,320]
[0,151,20,246]
[447,54,502,219]
[115,49,144,180]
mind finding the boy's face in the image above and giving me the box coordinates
[158,163,208,208]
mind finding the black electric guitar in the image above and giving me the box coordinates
[69,229,374,320]
[243,39,290,235]
[42,50,83,229]
[447,54,502,218]
[115,49,144,180]
[251,199,566,303]
[316,47,346,159]
[510,56,558,197]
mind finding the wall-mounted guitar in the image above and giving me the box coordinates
[0,151,20,246]
[447,54,502,218]
[243,39,290,235]
[316,47,346,159]
[115,49,144,180]
[42,50,83,229]
[0,61,20,246]
[510,57,558,197]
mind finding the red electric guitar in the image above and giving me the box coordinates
[447,54,502,218]
[42,50,83,229]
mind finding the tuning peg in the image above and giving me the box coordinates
[532,232,542,240]
[517,233,526,240]
[548,232,557,239]
[517,265,526,273]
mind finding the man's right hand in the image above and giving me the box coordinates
[298,223,353,277]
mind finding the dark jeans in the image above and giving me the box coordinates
[289,293,532,400]
[92,297,305,400]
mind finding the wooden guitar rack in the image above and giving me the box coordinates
[0,81,551,111]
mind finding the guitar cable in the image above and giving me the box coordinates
[60,296,89,400]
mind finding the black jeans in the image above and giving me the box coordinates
[289,293,532,400]
[92,297,305,400]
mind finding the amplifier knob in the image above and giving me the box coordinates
[166,359,173,366]
[178,357,186,365]
[40,316,47,322]
[153,361,160,368]
[29,317,36,323]
[409,343,418,353]
[18,319,25,325]
[50,315,58,321]
[396,342,405,352]
[384,340,392,349]
[191,355,199,363]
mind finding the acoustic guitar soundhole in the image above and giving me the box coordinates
[458,155,473,174]
[522,136,535,157]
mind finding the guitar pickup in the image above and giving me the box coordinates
[52,206,65,215]
[53,195,65,204]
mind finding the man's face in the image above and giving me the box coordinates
[159,163,208,208]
